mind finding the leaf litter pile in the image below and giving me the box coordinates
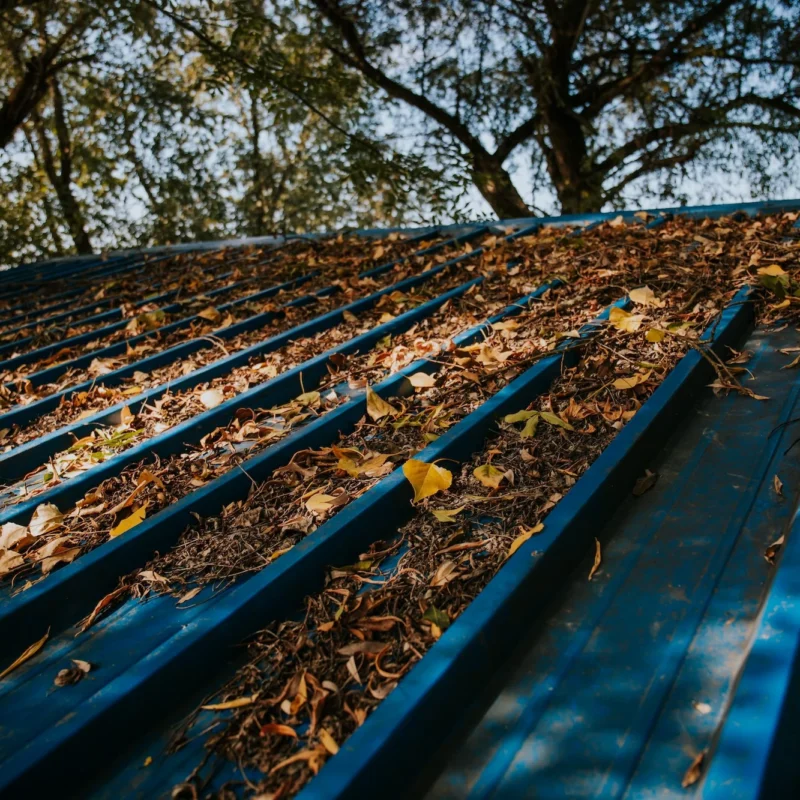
[1,213,799,795]
[0,237,588,584]
[0,230,449,412]
[1,263,501,501]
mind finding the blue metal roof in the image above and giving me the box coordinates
[0,200,799,799]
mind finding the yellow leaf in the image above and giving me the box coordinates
[757,264,788,277]
[646,328,665,343]
[539,411,574,430]
[609,306,644,333]
[504,410,537,424]
[402,459,452,503]
[520,415,539,439]
[628,286,665,308]
[119,405,134,426]
[305,493,337,516]
[508,522,544,557]
[613,370,652,390]
[110,506,146,538]
[337,457,361,477]
[201,696,254,711]
[431,506,466,523]
[588,537,602,580]
[0,629,49,680]
[296,391,321,407]
[407,372,436,389]
[319,727,340,755]
[473,464,505,489]
[366,386,397,421]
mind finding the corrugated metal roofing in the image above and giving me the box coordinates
[0,200,799,799]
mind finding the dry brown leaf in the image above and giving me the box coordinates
[633,469,658,497]
[0,522,34,551]
[765,534,785,565]
[407,372,436,389]
[199,389,225,409]
[260,723,298,739]
[774,474,784,497]
[682,750,707,788]
[29,503,63,537]
[0,549,25,577]
[588,537,602,580]
[0,629,48,680]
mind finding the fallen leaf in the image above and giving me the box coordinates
[588,537,602,580]
[782,354,800,370]
[197,306,220,321]
[431,506,465,523]
[29,503,63,537]
[0,629,48,680]
[633,469,658,496]
[609,306,644,333]
[40,546,81,575]
[682,750,707,788]
[177,586,202,605]
[473,463,505,489]
[508,522,544,557]
[628,286,665,308]
[296,390,321,407]
[422,605,450,630]
[613,370,651,390]
[366,386,398,421]
[430,559,459,586]
[337,641,388,656]
[199,388,225,409]
[407,372,436,389]
[402,459,452,502]
[504,410,538,424]
[765,534,785,565]
[260,723,298,739]
[201,696,254,711]
[318,728,340,755]
[0,549,25,577]
[540,411,575,431]
[110,505,146,538]
[270,746,327,776]
[646,328,665,343]
[0,522,34,551]
[119,405,134,426]
[757,264,788,277]
[774,474,783,497]
[305,492,348,516]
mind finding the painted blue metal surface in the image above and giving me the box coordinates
[0,201,799,800]
[298,288,755,800]
[0,279,574,795]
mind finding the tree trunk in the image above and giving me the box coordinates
[22,126,65,255]
[541,98,604,214]
[31,91,92,254]
[471,152,532,219]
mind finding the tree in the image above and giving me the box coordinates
[301,0,800,215]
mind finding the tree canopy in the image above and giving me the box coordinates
[1,0,798,265]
